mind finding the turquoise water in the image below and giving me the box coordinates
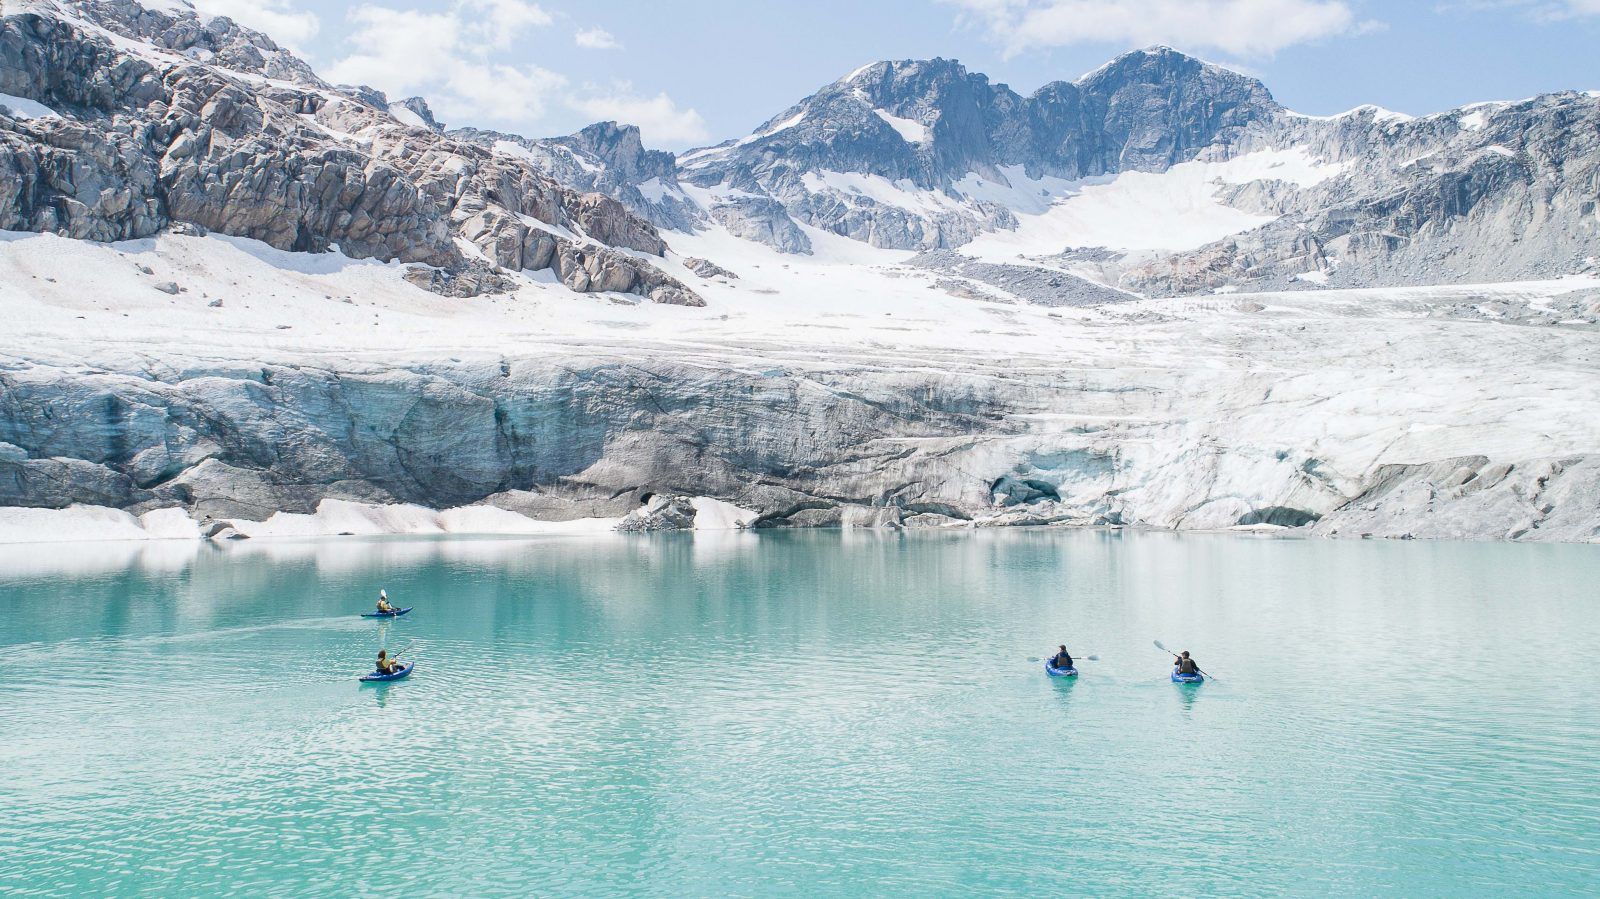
[2,530,1598,896]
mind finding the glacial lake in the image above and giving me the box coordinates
[2,530,1598,896]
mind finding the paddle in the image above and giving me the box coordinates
[1154,639,1217,681]
[1030,653,1099,662]
[374,639,416,674]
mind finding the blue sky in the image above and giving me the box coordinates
[187,0,1600,149]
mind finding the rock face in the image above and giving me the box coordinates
[1127,95,1600,294]
[709,196,812,254]
[0,0,699,305]
[453,121,704,233]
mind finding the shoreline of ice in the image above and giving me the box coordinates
[0,498,766,546]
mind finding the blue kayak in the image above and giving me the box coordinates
[361,607,412,618]
[1045,662,1079,677]
[359,661,414,682]
[1171,668,1204,684]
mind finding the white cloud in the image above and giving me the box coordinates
[326,3,566,124]
[574,26,622,50]
[943,0,1369,57]
[465,0,553,50]
[571,87,711,146]
[326,3,702,147]
[187,0,320,49]
[1442,0,1600,18]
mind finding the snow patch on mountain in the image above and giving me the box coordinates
[961,149,1344,258]
[0,92,59,119]
[679,110,808,168]
[1287,104,1413,124]
[873,108,928,143]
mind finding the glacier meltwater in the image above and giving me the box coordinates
[2,530,1598,895]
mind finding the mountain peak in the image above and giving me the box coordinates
[837,58,970,84]
[1079,45,1255,84]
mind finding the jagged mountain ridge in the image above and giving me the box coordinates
[0,0,703,304]
[484,51,1599,297]
[677,51,1278,228]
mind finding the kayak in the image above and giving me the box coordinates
[1045,662,1079,677]
[361,607,412,618]
[1171,668,1204,684]
[359,661,414,682]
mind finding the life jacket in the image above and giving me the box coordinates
[1178,657,1197,674]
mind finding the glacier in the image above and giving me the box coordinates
[3,1,1599,543]
[3,227,1597,542]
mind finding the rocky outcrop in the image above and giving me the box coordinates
[390,96,442,132]
[0,0,699,305]
[615,494,697,531]
[1119,94,1600,295]
[453,121,704,232]
[709,196,811,254]
[683,256,737,279]
[910,250,1130,306]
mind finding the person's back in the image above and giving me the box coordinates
[1052,645,1073,669]
[1176,652,1198,675]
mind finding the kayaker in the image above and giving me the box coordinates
[1174,651,1199,675]
[375,649,402,675]
[1050,645,1074,669]
[376,589,395,614]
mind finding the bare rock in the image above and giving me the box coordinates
[616,494,698,531]
[683,256,738,280]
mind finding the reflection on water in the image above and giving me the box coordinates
[2,529,1598,896]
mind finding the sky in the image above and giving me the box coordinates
[184,0,1600,149]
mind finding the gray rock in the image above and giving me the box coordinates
[615,494,697,531]
[682,257,738,280]
[911,250,1130,306]
[452,121,703,233]
[710,197,811,254]
[390,96,443,132]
